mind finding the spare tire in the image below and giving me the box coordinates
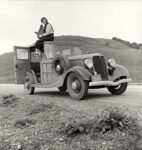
[52,54,70,76]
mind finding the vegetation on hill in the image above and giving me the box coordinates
[0,35,142,83]
[112,37,142,50]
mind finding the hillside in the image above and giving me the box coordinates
[0,52,15,83]
[0,35,142,83]
[112,37,142,50]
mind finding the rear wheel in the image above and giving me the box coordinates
[24,72,35,95]
[67,72,88,100]
[107,77,128,95]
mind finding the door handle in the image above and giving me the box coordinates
[15,64,18,68]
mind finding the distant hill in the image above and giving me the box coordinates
[0,52,15,83]
[0,35,142,83]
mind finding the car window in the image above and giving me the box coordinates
[17,49,28,60]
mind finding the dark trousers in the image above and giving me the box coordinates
[34,33,54,52]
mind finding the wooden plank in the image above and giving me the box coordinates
[47,64,52,72]
[42,73,48,83]
[47,73,53,83]
[42,63,47,72]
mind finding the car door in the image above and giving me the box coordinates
[14,46,31,84]
[41,46,56,84]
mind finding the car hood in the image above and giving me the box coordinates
[68,53,103,60]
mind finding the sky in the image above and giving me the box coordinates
[0,0,142,54]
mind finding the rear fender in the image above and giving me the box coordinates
[108,64,129,81]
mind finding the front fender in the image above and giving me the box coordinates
[60,66,91,86]
[66,66,92,81]
[60,66,91,87]
[108,64,129,81]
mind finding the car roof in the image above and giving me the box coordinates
[44,41,82,46]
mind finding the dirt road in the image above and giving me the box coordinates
[0,84,141,108]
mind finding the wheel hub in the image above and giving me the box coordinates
[72,81,77,90]
[71,80,81,91]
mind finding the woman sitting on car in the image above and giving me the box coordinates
[34,17,54,52]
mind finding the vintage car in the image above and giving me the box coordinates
[14,41,132,100]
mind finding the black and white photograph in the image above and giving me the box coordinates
[0,0,142,149]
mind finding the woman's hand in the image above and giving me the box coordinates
[39,34,43,38]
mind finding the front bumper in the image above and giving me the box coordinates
[89,78,132,87]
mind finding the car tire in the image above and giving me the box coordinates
[58,85,67,92]
[67,72,88,100]
[24,72,35,95]
[52,54,70,76]
[107,77,128,95]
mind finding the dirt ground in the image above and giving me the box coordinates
[0,84,142,149]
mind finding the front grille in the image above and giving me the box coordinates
[93,56,108,80]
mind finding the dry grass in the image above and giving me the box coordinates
[60,107,139,137]
[0,137,12,150]
[0,94,19,107]
[59,107,141,149]
[14,118,36,129]
[95,107,138,133]
[27,103,55,116]
[0,94,142,150]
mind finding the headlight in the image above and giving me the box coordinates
[107,58,116,68]
[84,59,93,69]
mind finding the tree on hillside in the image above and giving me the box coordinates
[112,37,140,50]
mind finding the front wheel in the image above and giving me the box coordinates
[24,72,35,95]
[67,72,88,100]
[107,81,128,95]
[58,85,67,92]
